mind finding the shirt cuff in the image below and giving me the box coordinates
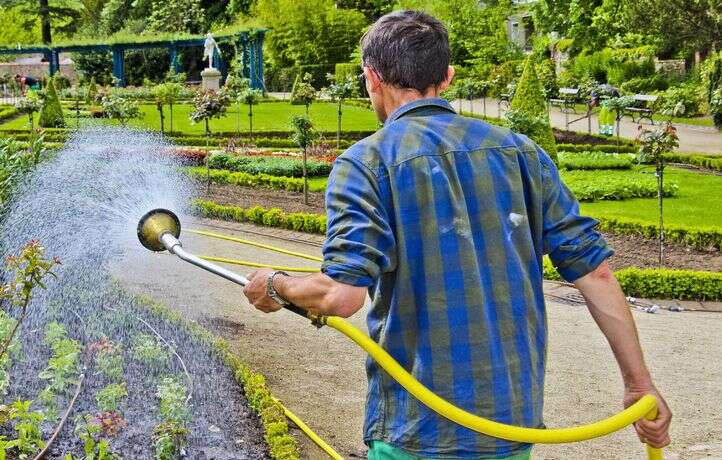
[321,262,375,287]
[551,233,615,282]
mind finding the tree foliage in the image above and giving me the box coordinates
[147,0,205,33]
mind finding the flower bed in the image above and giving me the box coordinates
[561,170,678,201]
[206,153,332,177]
[558,152,634,170]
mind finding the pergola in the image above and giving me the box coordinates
[0,30,266,89]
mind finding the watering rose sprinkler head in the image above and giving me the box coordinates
[137,208,181,252]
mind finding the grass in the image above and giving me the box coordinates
[579,166,722,229]
[0,102,381,134]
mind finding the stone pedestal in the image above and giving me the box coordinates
[201,67,222,91]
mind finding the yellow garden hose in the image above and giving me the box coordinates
[273,398,344,460]
[191,228,664,459]
[199,255,321,273]
[188,229,323,262]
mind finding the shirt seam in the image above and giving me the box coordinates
[389,144,538,168]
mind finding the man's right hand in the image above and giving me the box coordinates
[624,384,672,448]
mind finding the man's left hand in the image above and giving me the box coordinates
[243,269,284,313]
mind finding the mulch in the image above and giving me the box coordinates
[198,184,720,273]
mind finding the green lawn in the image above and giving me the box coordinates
[579,166,722,229]
[0,102,381,133]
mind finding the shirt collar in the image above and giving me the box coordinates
[384,98,456,126]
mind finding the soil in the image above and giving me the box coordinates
[553,128,624,146]
[199,185,721,273]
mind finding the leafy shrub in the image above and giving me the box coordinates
[96,383,128,413]
[131,334,170,370]
[187,167,308,192]
[558,152,634,170]
[560,170,678,201]
[596,217,722,251]
[663,153,722,172]
[542,258,722,300]
[557,143,637,153]
[619,75,670,94]
[38,79,65,128]
[0,106,19,122]
[656,84,704,117]
[711,88,722,129]
[191,200,327,235]
[505,109,558,160]
[206,153,331,177]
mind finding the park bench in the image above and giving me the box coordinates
[549,87,580,113]
[624,94,658,124]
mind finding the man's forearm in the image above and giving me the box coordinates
[274,272,366,318]
[573,261,652,388]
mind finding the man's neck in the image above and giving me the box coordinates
[381,88,438,122]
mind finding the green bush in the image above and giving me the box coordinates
[206,153,331,177]
[509,57,558,160]
[0,107,18,122]
[335,63,358,83]
[191,200,327,235]
[662,153,722,172]
[187,167,313,192]
[655,84,703,117]
[596,217,722,251]
[557,143,637,153]
[558,152,634,170]
[542,258,722,301]
[38,79,65,128]
[619,75,670,94]
[561,170,678,201]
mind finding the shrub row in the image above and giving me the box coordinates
[664,153,722,173]
[543,258,722,301]
[169,136,355,149]
[562,171,678,201]
[191,199,327,234]
[596,217,722,251]
[558,151,634,170]
[0,107,19,122]
[186,167,307,192]
[557,143,638,154]
[207,153,332,177]
[134,295,299,459]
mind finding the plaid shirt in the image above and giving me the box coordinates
[322,98,613,459]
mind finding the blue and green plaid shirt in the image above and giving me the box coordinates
[322,98,613,459]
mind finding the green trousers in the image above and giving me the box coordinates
[368,441,532,460]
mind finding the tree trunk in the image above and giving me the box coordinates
[169,103,174,134]
[237,100,241,136]
[657,163,665,267]
[39,0,52,44]
[303,146,308,205]
[337,101,342,149]
[248,103,253,140]
[205,118,211,194]
[158,105,165,137]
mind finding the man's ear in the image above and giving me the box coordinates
[364,67,383,94]
[436,66,456,93]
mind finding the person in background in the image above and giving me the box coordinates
[14,74,40,95]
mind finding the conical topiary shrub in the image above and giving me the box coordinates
[85,77,98,105]
[39,78,65,128]
[510,56,558,162]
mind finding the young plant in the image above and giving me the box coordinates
[637,122,680,267]
[38,322,82,420]
[241,87,263,139]
[131,334,170,371]
[289,115,320,205]
[92,411,128,437]
[223,72,250,135]
[14,92,42,131]
[290,73,316,115]
[190,88,231,192]
[0,400,46,458]
[0,241,59,364]
[324,73,358,149]
[154,83,183,136]
[154,378,191,459]
[74,414,122,460]
[100,94,140,127]
[95,383,128,413]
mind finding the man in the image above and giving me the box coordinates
[14,74,39,95]
[243,10,671,460]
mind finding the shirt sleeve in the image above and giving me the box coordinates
[322,155,396,287]
[539,149,614,282]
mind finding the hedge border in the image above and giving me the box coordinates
[186,167,328,193]
[664,153,722,173]
[542,259,722,301]
[191,199,327,234]
[596,217,722,251]
[129,290,300,459]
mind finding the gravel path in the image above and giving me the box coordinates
[113,217,722,459]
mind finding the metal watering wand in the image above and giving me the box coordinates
[137,208,664,459]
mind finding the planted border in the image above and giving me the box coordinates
[186,167,314,193]
[191,200,327,234]
[596,217,722,251]
[664,153,722,173]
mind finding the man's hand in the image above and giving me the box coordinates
[624,384,672,448]
[243,269,284,313]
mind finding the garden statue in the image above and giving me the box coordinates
[201,33,222,91]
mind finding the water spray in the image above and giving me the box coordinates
[137,208,664,460]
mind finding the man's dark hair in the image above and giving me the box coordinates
[361,10,450,93]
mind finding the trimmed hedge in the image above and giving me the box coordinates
[0,106,19,122]
[558,143,638,154]
[664,153,722,173]
[561,171,678,201]
[558,152,634,170]
[191,200,327,234]
[170,136,355,149]
[596,217,722,251]
[542,258,722,301]
[207,153,332,177]
[186,167,308,192]
[133,293,299,459]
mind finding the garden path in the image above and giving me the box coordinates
[113,217,722,459]
[461,98,722,155]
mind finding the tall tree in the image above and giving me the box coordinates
[335,0,394,20]
[0,0,79,44]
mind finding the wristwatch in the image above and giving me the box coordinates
[266,271,291,306]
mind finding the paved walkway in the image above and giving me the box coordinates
[114,218,721,459]
[454,98,722,155]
